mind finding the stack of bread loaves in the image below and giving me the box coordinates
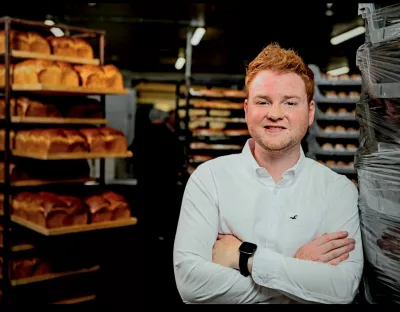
[0,30,124,89]
[12,191,131,228]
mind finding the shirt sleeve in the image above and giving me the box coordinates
[173,164,270,304]
[251,176,364,304]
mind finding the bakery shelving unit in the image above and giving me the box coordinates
[176,75,249,174]
[0,17,136,306]
[306,64,361,184]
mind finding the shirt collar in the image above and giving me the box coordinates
[241,138,305,180]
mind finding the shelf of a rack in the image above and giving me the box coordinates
[0,50,100,66]
[0,178,95,187]
[316,79,362,87]
[12,151,133,160]
[51,294,96,304]
[5,84,129,96]
[314,131,359,139]
[11,216,137,236]
[10,265,100,286]
[2,116,108,125]
[314,148,357,156]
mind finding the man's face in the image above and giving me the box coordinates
[244,70,315,152]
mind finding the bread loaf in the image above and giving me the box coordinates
[14,127,127,155]
[194,89,224,97]
[12,192,88,229]
[46,36,94,59]
[0,96,61,117]
[84,191,131,223]
[12,60,79,87]
[192,101,244,110]
[326,160,336,166]
[16,96,61,117]
[224,129,250,136]
[12,257,51,279]
[222,90,246,98]
[65,99,103,118]
[73,64,124,89]
[15,129,89,154]
[79,127,127,153]
[0,30,51,54]
[0,160,90,183]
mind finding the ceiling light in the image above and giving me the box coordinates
[330,26,366,45]
[327,3,333,8]
[44,19,55,26]
[325,10,334,16]
[190,27,206,46]
[327,66,350,76]
[175,57,186,70]
[50,27,64,37]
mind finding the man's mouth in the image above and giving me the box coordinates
[264,126,286,130]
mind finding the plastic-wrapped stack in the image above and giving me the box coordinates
[356,4,400,304]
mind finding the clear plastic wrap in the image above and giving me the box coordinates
[356,3,400,304]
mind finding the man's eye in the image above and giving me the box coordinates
[257,101,267,105]
[286,101,298,106]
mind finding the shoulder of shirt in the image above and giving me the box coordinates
[305,157,357,192]
[192,153,242,175]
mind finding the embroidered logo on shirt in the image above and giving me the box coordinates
[290,215,298,220]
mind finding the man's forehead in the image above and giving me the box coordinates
[249,71,306,94]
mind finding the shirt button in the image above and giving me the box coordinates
[273,188,278,195]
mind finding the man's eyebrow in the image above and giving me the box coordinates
[282,95,302,100]
[254,95,302,100]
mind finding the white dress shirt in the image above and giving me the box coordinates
[173,139,364,304]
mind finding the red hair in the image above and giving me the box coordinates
[245,43,315,103]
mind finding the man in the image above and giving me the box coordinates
[173,43,363,304]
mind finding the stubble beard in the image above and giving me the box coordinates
[249,126,307,154]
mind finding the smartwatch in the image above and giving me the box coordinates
[238,242,257,277]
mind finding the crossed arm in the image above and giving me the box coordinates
[173,167,364,304]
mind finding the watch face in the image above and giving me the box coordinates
[239,242,257,255]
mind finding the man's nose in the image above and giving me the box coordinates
[267,103,284,120]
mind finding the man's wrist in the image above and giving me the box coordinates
[248,256,254,274]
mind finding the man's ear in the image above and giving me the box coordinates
[308,99,315,126]
[244,99,248,123]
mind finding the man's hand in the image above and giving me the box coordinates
[294,231,355,265]
[212,234,242,269]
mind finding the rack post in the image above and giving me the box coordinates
[99,33,106,186]
[2,16,13,307]
[183,27,193,169]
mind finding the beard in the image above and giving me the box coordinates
[248,125,308,153]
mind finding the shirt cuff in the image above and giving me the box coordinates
[251,247,283,287]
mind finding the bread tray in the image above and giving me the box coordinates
[11,215,138,236]
[0,178,95,187]
[10,265,100,286]
[52,294,96,304]
[12,151,133,160]
[5,50,100,66]
[8,116,108,125]
[10,84,129,96]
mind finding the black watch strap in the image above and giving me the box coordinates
[239,253,251,277]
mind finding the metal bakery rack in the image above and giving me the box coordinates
[176,75,249,174]
[0,17,136,306]
[306,64,361,184]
